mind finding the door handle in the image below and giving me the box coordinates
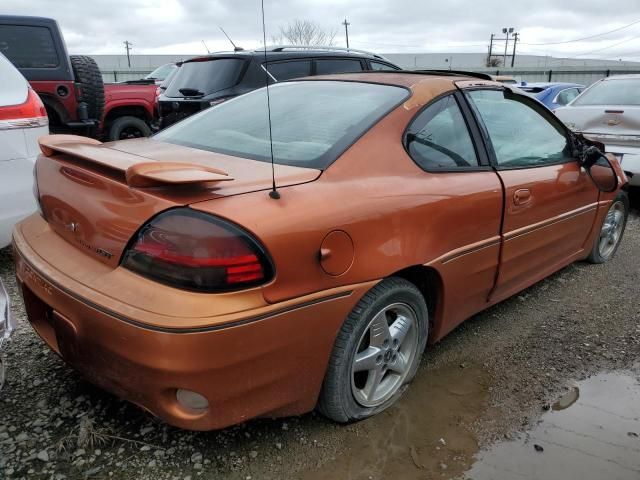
[513,189,531,206]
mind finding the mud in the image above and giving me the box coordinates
[300,364,489,480]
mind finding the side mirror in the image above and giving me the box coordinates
[584,149,618,192]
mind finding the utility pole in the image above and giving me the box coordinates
[123,40,132,68]
[488,33,494,66]
[342,19,350,49]
[511,32,519,67]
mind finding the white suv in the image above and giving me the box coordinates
[0,52,48,248]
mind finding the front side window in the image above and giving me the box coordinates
[0,25,58,68]
[405,95,479,170]
[573,78,640,106]
[556,87,581,106]
[266,60,312,81]
[155,81,409,169]
[315,58,363,75]
[467,89,571,168]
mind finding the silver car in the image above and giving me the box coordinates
[555,75,640,186]
[0,52,49,247]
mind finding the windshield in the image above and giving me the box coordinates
[145,63,177,81]
[573,78,640,106]
[164,58,245,98]
[155,81,409,169]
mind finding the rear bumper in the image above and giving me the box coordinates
[13,219,373,430]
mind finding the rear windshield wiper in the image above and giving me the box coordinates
[178,88,205,97]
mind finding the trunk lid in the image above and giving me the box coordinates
[556,105,640,149]
[36,136,320,268]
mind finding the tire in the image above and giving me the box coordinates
[587,192,629,264]
[108,116,152,141]
[318,277,428,423]
[70,55,105,121]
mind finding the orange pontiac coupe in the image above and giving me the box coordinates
[13,72,628,430]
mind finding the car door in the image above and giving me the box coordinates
[404,92,504,337]
[462,87,600,302]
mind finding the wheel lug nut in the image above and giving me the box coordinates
[383,339,390,347]
[376,355,383,364]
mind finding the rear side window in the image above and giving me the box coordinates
[155,81,409,169]
[266,60,312,81]
[164,58,245,98]
[0,25,59,68]
[406,95,479,170]
[315,59,363,75]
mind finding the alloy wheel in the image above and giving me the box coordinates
[350,302,419,408]
[598,201,625,260]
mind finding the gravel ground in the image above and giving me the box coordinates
[1,199,639,480]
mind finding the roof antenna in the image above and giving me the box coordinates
[201,40,211,54]
[260,0,279,199]
[219,27,244,52]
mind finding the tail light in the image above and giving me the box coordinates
[0,89,48,130]
[122,209,274,292]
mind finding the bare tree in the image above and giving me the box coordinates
[485,55,502,67]
[272,19,337,46]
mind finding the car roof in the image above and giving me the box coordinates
[183,48,395,64]
[310,71,498,86]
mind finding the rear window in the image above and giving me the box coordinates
[155,81,409,169]
[164,58,245,97]
[573,78,640,106]
[0,25,59,68]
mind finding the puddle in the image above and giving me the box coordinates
[466,371,640,480]
[297,369,640,480]
[299,363,490,480]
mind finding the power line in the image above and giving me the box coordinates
[519,19,640,45]
[544,34,640,62]
[573,34,640,57]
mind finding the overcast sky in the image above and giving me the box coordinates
[5,0,640,60]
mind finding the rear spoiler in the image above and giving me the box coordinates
[38,135,233,188]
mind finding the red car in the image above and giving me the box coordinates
[0,15,158,140]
